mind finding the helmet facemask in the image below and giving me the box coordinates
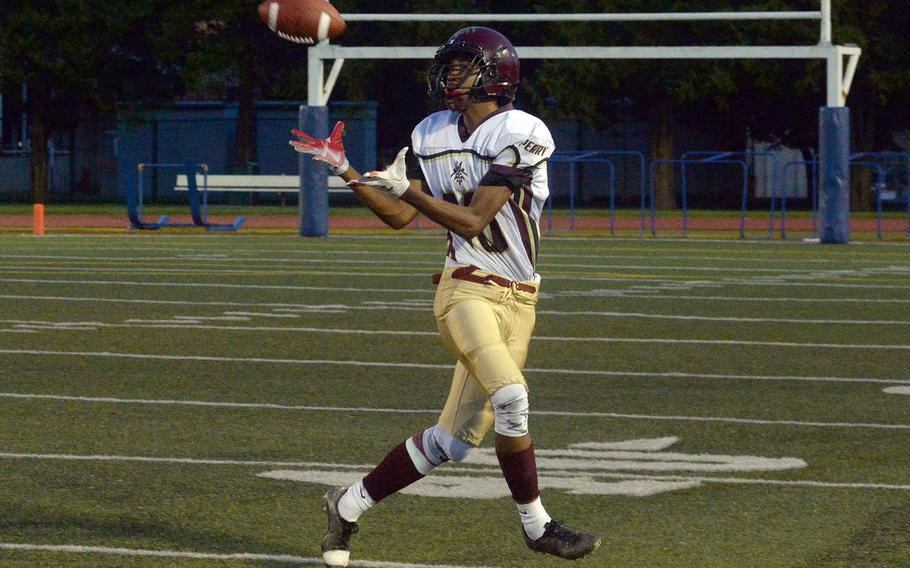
[428,52,500,111]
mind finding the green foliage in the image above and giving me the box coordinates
[524,0,909,150]
[0,0,202,116]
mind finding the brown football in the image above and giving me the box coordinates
[257,0,346,45]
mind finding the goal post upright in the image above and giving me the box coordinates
[300,1,859,241]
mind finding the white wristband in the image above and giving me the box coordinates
[329,159,350,176]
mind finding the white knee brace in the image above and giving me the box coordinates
[406,425,474,475]
[430,425,473,462]
[491,383,529,437]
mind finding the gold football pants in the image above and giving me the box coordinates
[433,265,539,447]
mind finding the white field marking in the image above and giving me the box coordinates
[0,265,424,277]
[550,291,910,304]
[0,257,855,275]
[259,439,808,500]
[1,292,909,315]
[292,299,906,325]
[7,320,102,331]
[172,315,250,321]
[361,299,434,306]
[0,329,36,333]
[262,468,910,496]
[883,386,910,395]
[2,231,902,249]
[0,543,482,568]
[15,270,910,291]
[1,348,907,386]
[26,245,905,266]
[574,438,679,451]
[5,258,910,284]
[123,319,203,324]
[0,278,433,294]
[1,391,907,431]
[221,311,300,318]
[2,450,908,493]
[3,274,910,299]
[5,253,908,275]
[11,320,905,351]
[125,316,254,323]
[546,273,910,289]
[15,325,98,331]
[272,305,354,311]
[534,310,910,325]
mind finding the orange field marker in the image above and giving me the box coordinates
[33,204,45,236]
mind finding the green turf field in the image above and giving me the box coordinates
[0,234,908,567]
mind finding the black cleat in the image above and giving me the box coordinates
[524,520,602,560]
[321,486,359,567]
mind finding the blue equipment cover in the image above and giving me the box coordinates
[818,107,851,244]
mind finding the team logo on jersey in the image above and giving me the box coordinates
[257,436,806,498]
[451,161,467,186]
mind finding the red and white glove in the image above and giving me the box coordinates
[349,147,410,197]
[289,121,349,175]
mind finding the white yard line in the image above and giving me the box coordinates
[1,272,909,290]
[21,245,905,266]
[0,542,482,568]
[527,367,910,385]
[0,349,905,386]
[552,293,910,304]
[0,391,906,430]
[0,292,906,323]
[1,256,877,274]
[0,278,432,294]
[0,453,908,492]
[4,251,904,266]
[0,266,419,277]
[534,310,910,325]
[4,321,903,350]
[2,292,909,308]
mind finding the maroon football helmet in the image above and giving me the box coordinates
[427,26,520,110]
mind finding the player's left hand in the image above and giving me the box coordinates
[349,147,410,197]
[289,121,349,175]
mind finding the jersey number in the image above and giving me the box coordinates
[443,191,508,253]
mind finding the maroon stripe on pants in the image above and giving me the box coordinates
[362,440,425,502]
[496,443,540,504]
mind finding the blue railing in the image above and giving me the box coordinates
[851,151,910,237]
[546,148,908,239]
[549,151,646,235]
[649,157,750,238]
[682,151,780,238]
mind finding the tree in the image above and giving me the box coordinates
[0,0,209,203]
[185,0,281,172]
[526,0,910,210]
[834,1,910,210]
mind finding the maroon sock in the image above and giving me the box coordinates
[361,440,425,502]
[496,443,540,504]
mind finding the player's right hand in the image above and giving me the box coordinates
[289,121,350,175]
[349,147,411,197]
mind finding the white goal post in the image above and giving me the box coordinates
[308,0,860,108]
[297,1,859,242]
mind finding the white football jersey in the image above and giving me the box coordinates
[411,107,554,282]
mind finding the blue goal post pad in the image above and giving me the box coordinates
[298,106,330,237]
[818,107,851,244]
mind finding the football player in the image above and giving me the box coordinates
[290,26,601,567]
